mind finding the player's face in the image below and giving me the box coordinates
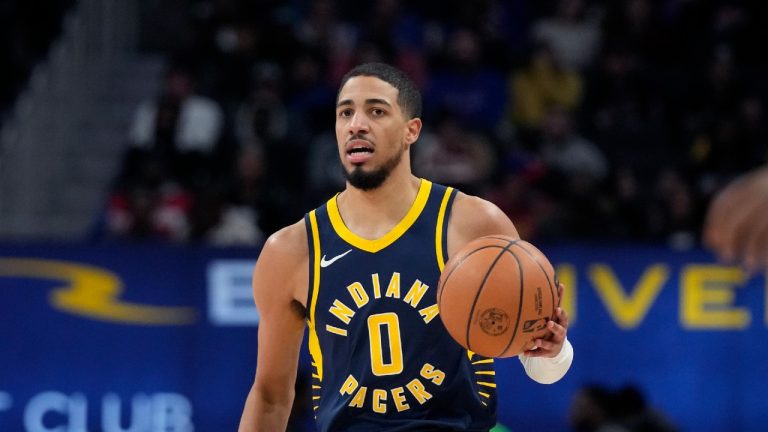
[335,76,420,190]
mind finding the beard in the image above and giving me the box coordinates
[343,148,403,191]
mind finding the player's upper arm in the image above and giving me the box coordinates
[252,220,308,319]
[251,220,309,399]
[447,192,520,257]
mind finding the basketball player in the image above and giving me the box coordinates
[239,63,574,431]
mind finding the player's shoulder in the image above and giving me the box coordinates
[252,219,310,310]
[448,191,519,247]
[451,191,511,229]
[253,219,309,298]
[260,218,309,264]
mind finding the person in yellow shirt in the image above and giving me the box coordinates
[509,42,583,133]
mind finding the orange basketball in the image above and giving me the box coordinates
[437,235,559,358]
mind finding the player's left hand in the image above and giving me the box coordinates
[523,282,569,358]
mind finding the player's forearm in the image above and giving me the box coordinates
[518,337,574,384]
[239,385,294,432]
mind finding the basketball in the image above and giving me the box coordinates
[437,235,560,358]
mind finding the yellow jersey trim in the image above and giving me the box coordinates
[327,179,432,253]
[435,186,454,271]
[307,211,323,383]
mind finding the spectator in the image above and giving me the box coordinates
[483,157,556,241]
[413,111,495,194]
[234,62,288,150]
[535,107,611,239]
[607,168,649,240]
[612,385,678,432]
[602,0,668,66]
[306,130,346,204]
[648,168,700,250]
[685,47,763,182]
[584,43,669,176]
[124,65,224,189]
[208,22,262,105]
[78,0,766,248]
[568,384,616,432]
[292,0,356,60]
[425,28,507,132]
[538,107,608,182]
[509,41,583,141]
[190,144,266,246]
[531,0,602,71]
[104,160,192,242]
[568,384,677,432]
[283,51,335,144]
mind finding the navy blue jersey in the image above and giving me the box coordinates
[303,179,496,432]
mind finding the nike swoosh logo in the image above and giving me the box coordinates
[320,249,353,268]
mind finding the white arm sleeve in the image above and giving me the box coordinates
[517,337,573,384]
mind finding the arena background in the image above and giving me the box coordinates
[1,1,767,431]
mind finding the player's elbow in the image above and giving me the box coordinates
[240,384,295,432]
[256,383,295,408]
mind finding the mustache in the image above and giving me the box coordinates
[347,134,373,144]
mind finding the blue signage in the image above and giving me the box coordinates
[0,243,765,431]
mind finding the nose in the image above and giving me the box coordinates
[348,111,369,136]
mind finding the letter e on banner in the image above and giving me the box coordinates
[207,260,259,326]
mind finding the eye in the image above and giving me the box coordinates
[338,108,352,118]
[371,108,385,116]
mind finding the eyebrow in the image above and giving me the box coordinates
[336,98,393,108]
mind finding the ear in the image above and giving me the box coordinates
[404,118,422,146]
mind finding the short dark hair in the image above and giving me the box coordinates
[338,63,422,119]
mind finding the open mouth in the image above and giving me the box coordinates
[346,139,375,163]
[347,147,374,156]
[346,139,374,153]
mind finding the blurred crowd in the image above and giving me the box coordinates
[568,384,677,432]
[8,0,768,246]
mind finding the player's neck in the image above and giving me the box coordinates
[337,171,421,240]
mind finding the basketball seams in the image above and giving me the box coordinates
[484,235,521,246]
[462,240,516,352]
[438,235,559,359]
[510,242,558,321]
[496,250,525,357]
[437,244,507,309]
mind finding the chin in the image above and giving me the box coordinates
[345,166,389,191]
